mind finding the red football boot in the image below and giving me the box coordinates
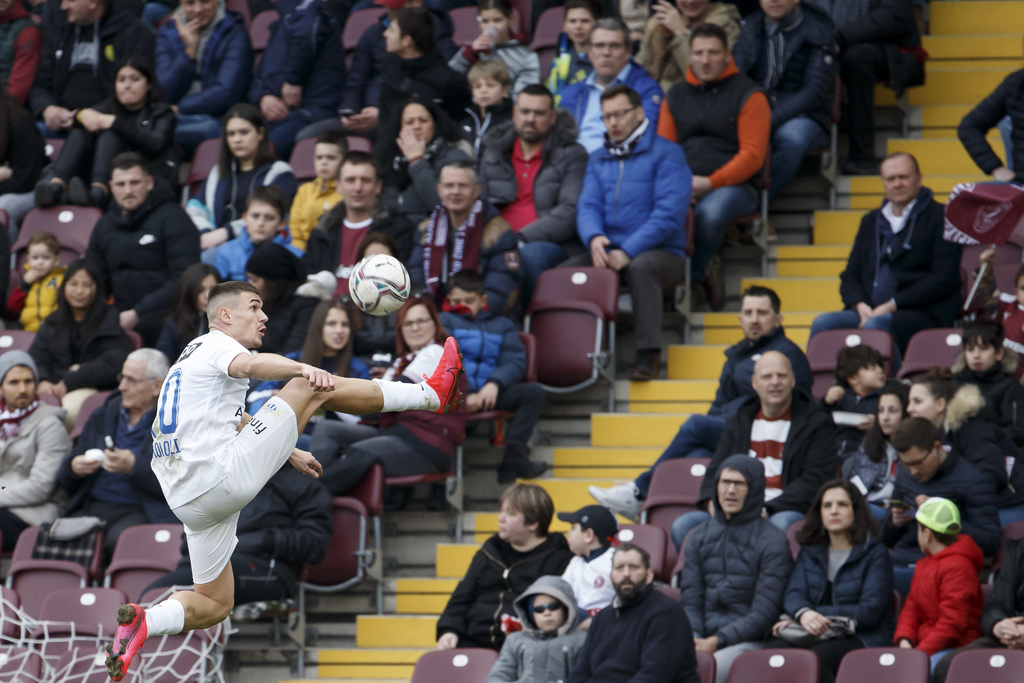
[424,336,463,414]
[106,603,148,681]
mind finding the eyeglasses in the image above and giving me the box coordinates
[718,479,749,490]
[532,602,564,615]
[591,41,626,52]
[401,318,434,329]
[117,373,151,386]
[602,106,638,123]
[898,450,933,470]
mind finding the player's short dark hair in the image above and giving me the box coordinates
[448,270,486,295]
[835,344,887,383]
[741,285,781,313]
[245,185,288,220]
[208,281,261,322]
[391,7,435,54]
[891,417,941,455]
[600,84,640,107]
[962,320,1004,351]
[615,542,650,570]
[690,22,728,48]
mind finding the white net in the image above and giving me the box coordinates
[0,587,231,683]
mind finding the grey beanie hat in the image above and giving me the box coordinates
[0,350,38,383]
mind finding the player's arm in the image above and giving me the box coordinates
[227,353,335,391]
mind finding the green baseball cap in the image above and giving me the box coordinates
[916,497,962,535]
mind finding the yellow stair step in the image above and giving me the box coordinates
[702,311,818,328]
[919,104,972,129]
[552,465,648,478]
[924,34,1024,60]
[738,278,842,312]
[702,327,810,348]
[931,2,1024,35]
[907,68,1015,105]
[628,380,718,402]
[531,478,653,517]
[886,138,1004,175]
[356,615,439,648]
[395,578,459,594]
[847,173,989,195]
[777,261,845,278]
[665,345,728,380]
[554,447,663,467]
[776,245,849,278]
[318,649,425,664]
[592,413,690,446]
[435,543,481,578]
[628,401,711,413]
[812,211,862,245]
[396,594,449,614]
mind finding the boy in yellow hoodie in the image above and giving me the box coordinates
[289,130,346,251]
[7,231,65,331]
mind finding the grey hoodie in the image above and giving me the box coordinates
[486,575,587,683]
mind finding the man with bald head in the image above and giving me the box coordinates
[669,351,837,548]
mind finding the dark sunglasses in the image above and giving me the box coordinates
[532,602,563,615]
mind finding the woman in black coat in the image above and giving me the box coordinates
[34,55,178,210]
[29,259,134,428]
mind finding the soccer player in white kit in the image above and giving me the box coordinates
[105,281,463,681]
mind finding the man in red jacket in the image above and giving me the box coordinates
[0,0,41,104]
[894,496,985,675]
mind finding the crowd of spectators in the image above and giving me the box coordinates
[0,0,1021,679]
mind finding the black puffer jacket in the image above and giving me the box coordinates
[982,537,1024,637]
[954,352,1024,444]
[86,178,200,320]
[958,69,1024,182]
[435,532,573,650]
[30,305,133,391]
[83,98,179,183]
[682,454,794,647]
[701,389,837,514]
[478,111,588,252]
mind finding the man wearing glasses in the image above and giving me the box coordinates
[569,84,691,381]
[883,416,1000,595]
[559,18,664,153]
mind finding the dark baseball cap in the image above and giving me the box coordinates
[557,505,619,543]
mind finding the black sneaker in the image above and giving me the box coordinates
[67,177,89,206]
[88,185,109,210]
[498,445,548,483]
[34,180,62,208]
[629,349,661,382]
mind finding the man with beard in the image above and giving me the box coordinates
[569,543,699,683]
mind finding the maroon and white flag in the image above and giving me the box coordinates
[943,182,1024,246]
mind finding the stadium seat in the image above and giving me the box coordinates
[0,647,44,681]
[289,136,318,183]
[126,330,144,350]
[990,521,1024,577]
[0,587,20,639]
[29,587,127,676]
[945,649,1024,683]
[225,0,250,27]
[343,8,386,67]
[696,651,717,683]
[13,206,100,263]
[137,587,225,683]
[342,463,384,613]
[182,138,222,203]
[450,6,479,46]
[387,435,465,542]
[346,136,373,153]
[785,519,805,559]
[835,647,929,683]
[410,648,501,683]
[38,393,60,407]
[959,243,1023,315]
[5,526,104,618]
[642,456,710,576]
[104,524,185,603]
[726,648,819,683]
[897,328,964,381]
[617,524,669,582]
[530,7,563,50]
[69,391,111,442]
[654,584,680,601]
[805,328,895,400]
[44,138,64,163]
[525,267,618,411]
[249,9,279,68]
[0,330,35,353]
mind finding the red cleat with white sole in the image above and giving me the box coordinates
[424,337,463,414]
[106,603,147,681]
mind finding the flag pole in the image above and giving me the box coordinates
[963,245,995,312]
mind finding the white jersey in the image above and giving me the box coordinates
[561,548,616,615]
[151,330,253,508]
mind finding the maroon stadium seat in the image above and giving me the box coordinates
[696,651,717,683]
[289,136,318,183]
[5,527,104,618]
[525,267,618,411]
[785,519,805,559]
[44,138,64,163]
[410,649,500,683]
[897,328,964,381]
[342,463,384,613]
[14,206,100,264]
[69,391,111,442]
[655,584,680,601]
[343,8,386,66]
[835,647,929,683]
[805,329,895,400]
[726,649,819,683]
[104,524,185,603]
[183,138,222,203]
[0,331,35,354]
[641,457,710,577]
[991,521,1024,577]
[30,587,128,677]
[0,647,44,681]
[347,136,373,153]
[530,7,563,50]
[249,9,279,68]
[450,7,480,46]
[617,524,669,582]
[0,587,20,639]
[225,0,250,27]
[945,649,1024,683]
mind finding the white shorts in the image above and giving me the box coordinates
[172,398,299,585]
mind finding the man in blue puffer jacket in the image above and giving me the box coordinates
[569,84,691,383]
[439,270,547,484]
[248,0,347,160]
[155,0,254,155]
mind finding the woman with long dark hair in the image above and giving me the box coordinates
[186,103,297,259]
[155,263,221,363]
[376,97,473,224]
[28,259,133,427]
[768,480,894,683]
[843,380,909,524]
[34,56,177,209]
[309,296,466,507]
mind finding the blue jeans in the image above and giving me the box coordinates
[692,185,759,282]
[175,114,223,158]
[808,309,903,372]
[930,649,952,676]
[770,117,830,202]
[999,503,1024,528]
[519,241,567,306]
[635,415,726,498]
[999,115,1014,171]
[670,507,804,550]
[868,502,889,525]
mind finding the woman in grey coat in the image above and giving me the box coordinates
[486,575,587,683]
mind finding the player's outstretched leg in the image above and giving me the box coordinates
[106,603,147,681]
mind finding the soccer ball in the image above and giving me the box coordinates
[348,254,411,316]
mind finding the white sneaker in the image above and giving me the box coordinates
[588,483,642,521]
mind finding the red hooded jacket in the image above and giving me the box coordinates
[894,534,984,655]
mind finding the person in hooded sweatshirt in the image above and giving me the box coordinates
[485,575,587,683]
[86,152,200,347]
[680,453,795,683]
